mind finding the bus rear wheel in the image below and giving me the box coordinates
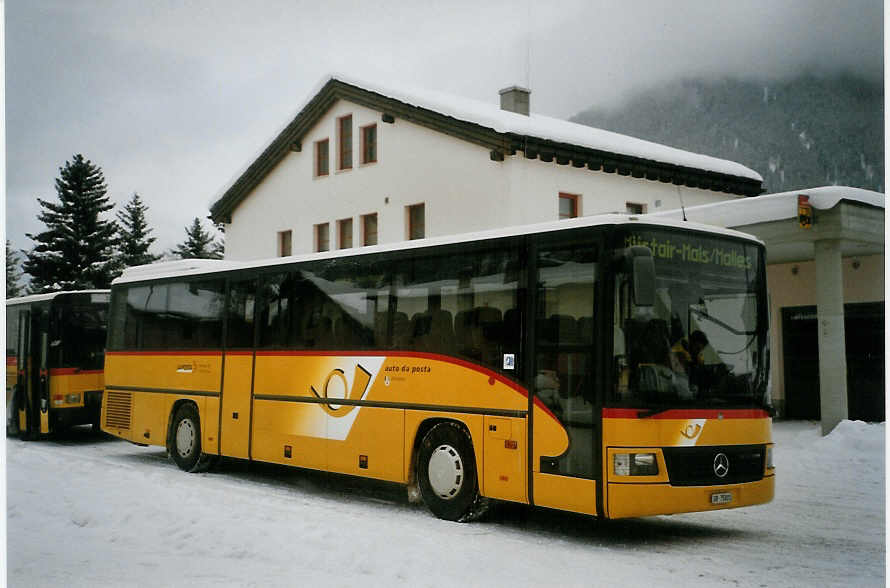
[417,422,480,521]
[170,404,214,473]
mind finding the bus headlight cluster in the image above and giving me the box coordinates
[765,445,774,470]
[613,453,659,476]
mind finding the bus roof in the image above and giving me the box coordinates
[6,290,111,307]
[114,213,763,285]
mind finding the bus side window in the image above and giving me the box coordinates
[166,281,225,349]
[127,285,167,349]
[226,279,256,349]
[257,273,292,349]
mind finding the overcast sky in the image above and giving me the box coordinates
[4,0,884,256]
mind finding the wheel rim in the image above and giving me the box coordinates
[427,443,464,499]
[175,418,196,458]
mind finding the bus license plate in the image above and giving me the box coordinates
[711,492,732,505]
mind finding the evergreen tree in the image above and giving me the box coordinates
[172,217,222,259]
[6,240,25,297]
[23,154,119,292]
[117,193,160,267]
[211,221,226,259]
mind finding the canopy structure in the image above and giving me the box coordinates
[651,186,885,433]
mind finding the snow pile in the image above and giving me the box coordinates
[6,420,885,587]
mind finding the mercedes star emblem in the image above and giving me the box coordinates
[713,453,730,478]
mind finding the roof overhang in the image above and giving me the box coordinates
[741,200,884,263]
[648,186,885,263]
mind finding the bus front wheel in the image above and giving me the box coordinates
[170,404,214,473]
[417,422,480,521]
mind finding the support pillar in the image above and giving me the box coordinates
[814,239,848,435]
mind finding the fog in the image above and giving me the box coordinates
[5,0,883,255]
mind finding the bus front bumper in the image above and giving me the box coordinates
[606,474,774,519]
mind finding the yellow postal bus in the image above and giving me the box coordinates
[101,215,774,520]
[7,291,109,438]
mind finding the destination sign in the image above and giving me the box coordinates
[624,234,754,270]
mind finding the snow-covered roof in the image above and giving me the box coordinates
[323,74,762,181]
[210,74,764,222]
[120,258,243,282]
[115,213,762,285]
[6,290,110,306]
[647,185,884,227]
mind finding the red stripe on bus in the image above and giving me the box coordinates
[602,408,770,419]
[106,350,223,357]
[48,368,104,376]
[6,357,16,366]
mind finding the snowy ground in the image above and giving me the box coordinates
[5,420,885,587]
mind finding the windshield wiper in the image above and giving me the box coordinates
[689,307,756,336]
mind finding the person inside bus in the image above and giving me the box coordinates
[672,330,709,369]
[670,330,709,399]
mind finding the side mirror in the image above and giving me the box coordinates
[633,256,655,306]
[625,246,655,307]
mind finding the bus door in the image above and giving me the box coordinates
[219,278,257,459]
[531,237,600,516]
[17,308,50,438]
[14,309,29,435]
[30,307,51,436]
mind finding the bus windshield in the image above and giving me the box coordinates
[611,227,769,410]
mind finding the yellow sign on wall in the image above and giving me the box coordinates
[798,195,813,229]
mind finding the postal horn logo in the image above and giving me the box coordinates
[310,364,372,418]
[680,423,702,440]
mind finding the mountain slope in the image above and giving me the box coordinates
[571,74,884,194]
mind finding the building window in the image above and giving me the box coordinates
[626,202,646,214]
[277,230,292,257]
[338,218,353,249]
[559,193,579,219]
[315,139,329,177]
[361,124,377,164]
[362,213,378,246]
[338,115,353,170]
[315,223,329,252]
[407,203,425,240]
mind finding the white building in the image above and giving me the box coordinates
[210,75,762,259]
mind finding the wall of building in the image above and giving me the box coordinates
[224,98,745,260]
[766,253,884,411]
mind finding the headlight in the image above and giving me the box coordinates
[765,445,774,470]
[614,454,630,476]
[613,452,659,476]
[65,393,81,404]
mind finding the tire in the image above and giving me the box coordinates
[417,422,480,521]
[170,404,214,472]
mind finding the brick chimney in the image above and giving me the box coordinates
[499,86,530,116]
